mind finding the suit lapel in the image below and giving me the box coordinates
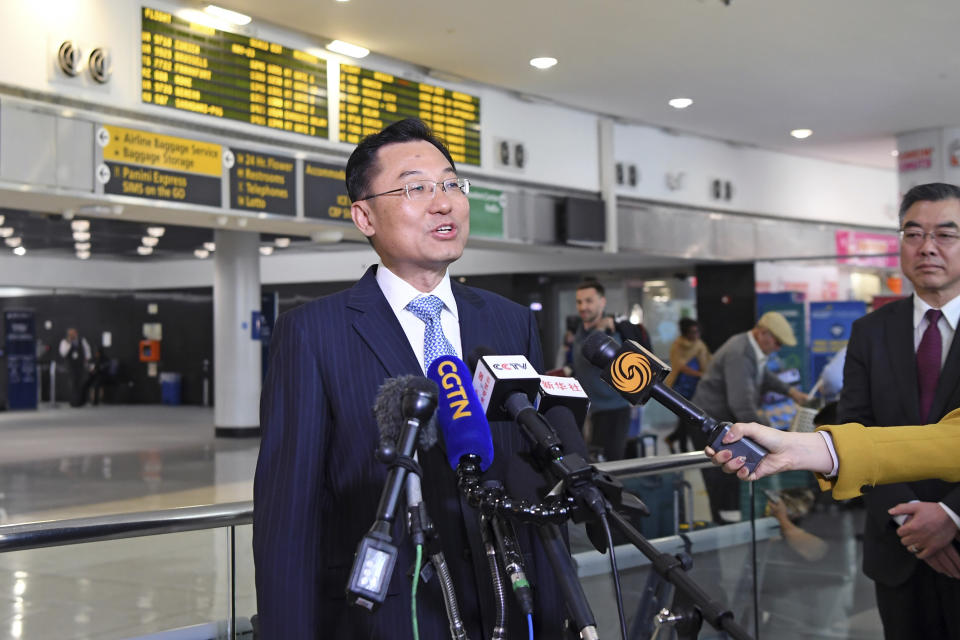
[887,297,921,422]
[347,266,421,378]
[453,282,487,360]
[931,314,960,421]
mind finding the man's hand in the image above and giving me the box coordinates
[891,501,960,575]
[705,422,833,480]
[788,388,808,405]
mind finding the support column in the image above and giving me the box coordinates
[598,117,618,254]
[213,229,261,437]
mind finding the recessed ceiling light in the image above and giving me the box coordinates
[790,128,813,139]
[5,237,22,248]
[529,57,558,70]
[274,237,291,248]
[203,242,216,252]
[668,98,693,109]
[141,236,159,247]
[147,226,165,237]
[71,220,90,232]
[13,246,26,256]
[73,231,91,242]
[0,227,13,238]
[194,249,210,259]
[76,250,90,260]
[891,150,900,157]
[259,246,274,256]
[137,246,153,256]
[237,218,248,228]
[216,216,229,226]
[75,242,91,251]
[203,4,252,25]
[326,40,370,59]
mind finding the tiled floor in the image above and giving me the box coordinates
[0,406,883,639]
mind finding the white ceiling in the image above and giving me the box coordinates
[221,0,960,170]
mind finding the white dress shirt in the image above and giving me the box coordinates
[375,264,462,374]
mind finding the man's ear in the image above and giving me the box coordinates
[351,201,376,239]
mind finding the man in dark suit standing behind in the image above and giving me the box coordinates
[254,119,574,638]
[839,182,960,639]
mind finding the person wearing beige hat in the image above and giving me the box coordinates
[689,310,807,523]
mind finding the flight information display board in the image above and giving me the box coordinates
[141,7,329,138]
[339,65,480,166]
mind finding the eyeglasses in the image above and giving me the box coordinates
[360,178,470,202]
[900,228,960,246]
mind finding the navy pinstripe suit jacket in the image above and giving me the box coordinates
[254,265,574,639]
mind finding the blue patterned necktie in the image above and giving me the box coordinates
[406,295,458,370]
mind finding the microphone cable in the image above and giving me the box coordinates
[411,543,424,640]
[527,613,534,640]
[599,511,628,640]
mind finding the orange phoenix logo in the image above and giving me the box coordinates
[610,352,652,394]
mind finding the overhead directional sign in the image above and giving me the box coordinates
[100,124,222,206]
[229,148,296,216]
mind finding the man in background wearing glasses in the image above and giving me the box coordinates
[840,182,960,638]
[254,118,573,638]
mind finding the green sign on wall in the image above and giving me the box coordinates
[468,186,505,238]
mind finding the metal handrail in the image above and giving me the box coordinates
[0,501,252,552]
[0,453,712,553]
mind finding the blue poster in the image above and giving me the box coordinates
[757,293,806,429]
[809,301,865,395]
[5,310,37,410]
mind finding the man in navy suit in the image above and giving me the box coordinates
[254,119,574,638]
[839,182,960,639]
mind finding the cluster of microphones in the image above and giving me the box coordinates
[347,334,763,640]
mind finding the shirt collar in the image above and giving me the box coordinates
[746,329,767,363]
[913,292,960,331]
[375,264,458,320]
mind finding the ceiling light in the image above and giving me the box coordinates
[891,150,900,157]
[5,237,22,248]
[237,218,248,227]
[259,246,274,256]
[73,231,91,242]
[668,98,693,109]
[216,216,229,226]
[194,249,210,259]
[141,236,159,247]
[326,40,370,59]
[75,242,91,251]
[790,128,813,139]
[274,237,291,248]
[203,242,216,252]
[76,250,90,260]
[71,219,90,232]
[529,57,558,70]
[12,246,25,256]
[0,227,13,238]
[146,226,165,237]
[137,246,153,256]
[310,230,344,243]
[203,4,252,25]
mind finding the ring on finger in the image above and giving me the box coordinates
[908,544,921,554]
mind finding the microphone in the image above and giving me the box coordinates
[535,374,590,430]
[427,354,494,472]
[428,355,538,619]
[581,332,768,474]
[346,376,439,611]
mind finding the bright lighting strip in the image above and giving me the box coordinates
[326,40,370,59]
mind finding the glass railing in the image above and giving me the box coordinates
[0,455,809,640]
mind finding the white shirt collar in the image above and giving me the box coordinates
[913,292,960,331]
[375,264,458,320]
[746,329,767,364]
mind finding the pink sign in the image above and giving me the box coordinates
[835,230,899,267]
[898,147,933,173]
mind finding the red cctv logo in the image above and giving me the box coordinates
[491,362,528,370]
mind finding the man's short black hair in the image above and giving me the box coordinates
[679,318,699,335]
[576,280,605,296]
[898,182,960,226]
[345,117,456,203]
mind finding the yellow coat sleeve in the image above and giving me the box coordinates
[814,408,960,499]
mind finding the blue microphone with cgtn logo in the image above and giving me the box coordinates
[427,354,494,472]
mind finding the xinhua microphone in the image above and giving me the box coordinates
[346,376,438,611]
[581,332,769,474]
